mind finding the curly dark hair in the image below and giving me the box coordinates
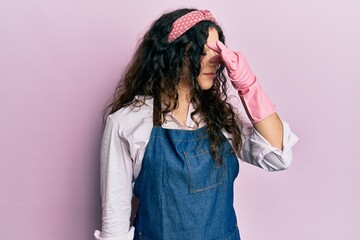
[103,8,243,162]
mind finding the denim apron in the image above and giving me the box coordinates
[133,96,241,240]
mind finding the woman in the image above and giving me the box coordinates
[94,8,298,240]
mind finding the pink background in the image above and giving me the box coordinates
[1,0,359,239]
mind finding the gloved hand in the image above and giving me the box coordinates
[207,41,276,123]
[207,41,256,93]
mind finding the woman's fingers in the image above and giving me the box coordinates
[210,55,222,64]
[206,41,221,53]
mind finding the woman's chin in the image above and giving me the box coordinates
[198,74,215,90]
[199,82,214,90]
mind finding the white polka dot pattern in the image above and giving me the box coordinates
[168,10,218,43]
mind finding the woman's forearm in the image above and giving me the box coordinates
[253,112,283,150]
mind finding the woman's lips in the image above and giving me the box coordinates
[203,72,215,76]
[203,73,216,79]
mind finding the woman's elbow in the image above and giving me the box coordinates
[262,150,293,171]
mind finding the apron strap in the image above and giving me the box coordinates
[153,94,162,126]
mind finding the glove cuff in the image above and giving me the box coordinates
[239,80,276,123]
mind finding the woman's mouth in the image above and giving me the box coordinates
[203,72,215,77]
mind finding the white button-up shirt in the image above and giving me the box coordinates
[94,94,299,240]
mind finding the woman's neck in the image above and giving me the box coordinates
[171,77,191,127]
[177,76,191,103]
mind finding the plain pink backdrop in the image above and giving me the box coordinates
[1,0,359,239]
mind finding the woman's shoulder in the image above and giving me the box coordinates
[111,95,152,114]
[108,96,154,136]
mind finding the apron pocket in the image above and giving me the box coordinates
[184,147,227,193]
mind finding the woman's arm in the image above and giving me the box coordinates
[210,41,299,170]
[208,41,288,150]
[94,115,135,240]
[226,90,298,171]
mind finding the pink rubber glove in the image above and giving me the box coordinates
[207,41,276,123]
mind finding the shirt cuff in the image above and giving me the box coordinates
[94,227,135,240]
[249,120,299,171]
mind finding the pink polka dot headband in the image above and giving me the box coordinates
[168,10,218,43]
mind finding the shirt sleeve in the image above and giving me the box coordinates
[94,115,135,240]
[240,120,299,171]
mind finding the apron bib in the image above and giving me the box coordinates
[133,97,241,240]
